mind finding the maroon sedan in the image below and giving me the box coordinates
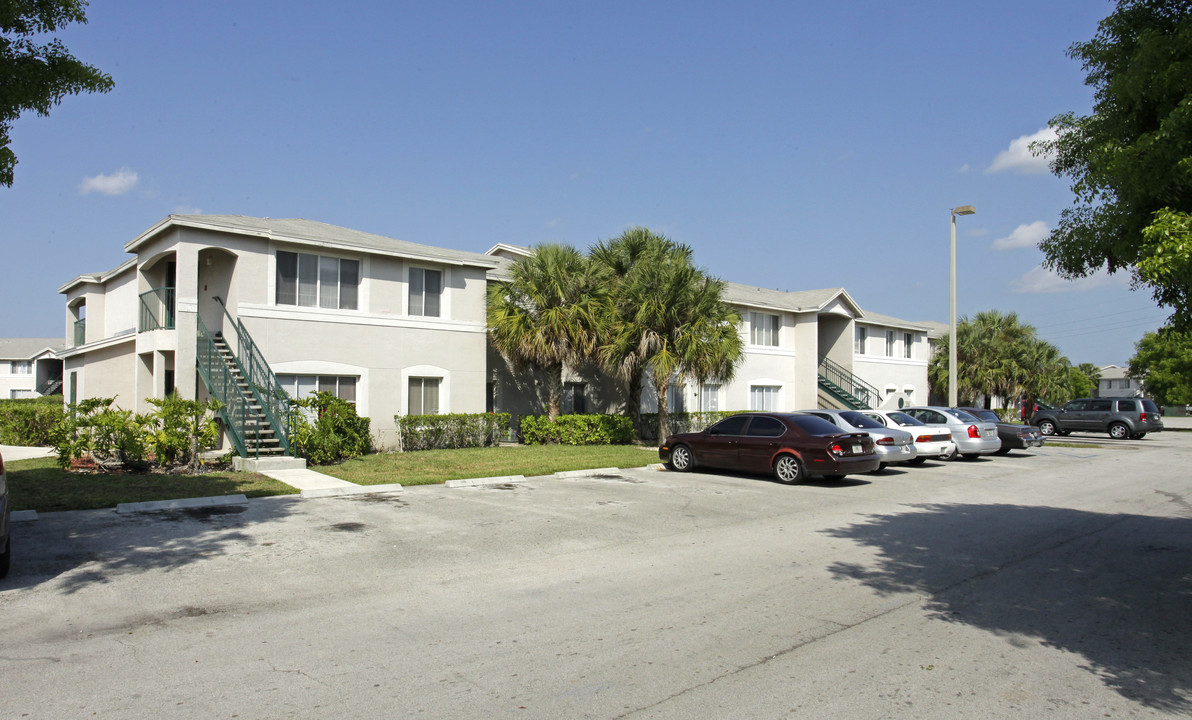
[659,412,879,484]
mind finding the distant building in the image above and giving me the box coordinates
[1096,364,1143,397]
[0,338,65,399]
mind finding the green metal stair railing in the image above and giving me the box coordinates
[138,287,176,332]
[197,315,254,457]
[818,355,882,410]
[211,298,293,456]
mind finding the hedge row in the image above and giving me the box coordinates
[0,396,65,446]
[520,414,634,446]
[396,413,511,451]
[637,411,742,442]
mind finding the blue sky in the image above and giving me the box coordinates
[2,0,1170,365]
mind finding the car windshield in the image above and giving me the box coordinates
[788,414,845,436]
[952,409,980,422]
[838,411,885,429]
[885,411,924,426]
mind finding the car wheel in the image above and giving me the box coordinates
[772,454,804,484]
[906,456,927,465]
[1038,419,1057,436]
[0,536,9,579]
[1108,423,1130,440]
[667,444,695,472]
[961,453,981,461]
[940,445,958,461]
[1130,432,1147,439]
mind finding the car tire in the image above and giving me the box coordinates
[906,456,927,465]
[995,447,1011,455]
[873,462,887,473]
[0,536,10,579]
[1130,432,1147,439]
[940,445,958,461]
[1038,419,1057,436]
[667,444,695,472]
[961,453,981,461]
[1108,423,1130,440]
[772,454,804,484]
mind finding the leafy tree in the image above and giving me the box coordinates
[598,237,743,444]
[488,244,605,420]
[589,227,693,440]
[1038,0,1192,327]
[1,0,114,186]
[1128,328,1192,404]
[1077,362,1103,389]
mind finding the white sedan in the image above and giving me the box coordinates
[862,409,957,463]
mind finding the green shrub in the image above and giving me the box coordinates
[638,411,742,442]
[145,393,223,467]
[396,412,510,451]
[0,396,65,446]
[520,414,634,445]
[290,392,373,464]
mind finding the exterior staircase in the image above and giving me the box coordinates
[817,356,882,410]
[196,307,294,460]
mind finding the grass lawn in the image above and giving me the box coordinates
[5,457,299,513]
[318,444,660,486]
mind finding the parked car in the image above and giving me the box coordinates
[659,412,879,483]
[798,408,917,470]
[1031,397,1164,439]
[1,449,9,578]
[902,406,1001,459]
[955,407,1045,454]
[861,409,957,463]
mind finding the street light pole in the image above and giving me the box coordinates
[949,205,976,407]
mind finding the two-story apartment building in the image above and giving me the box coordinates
[58,215,930,454]
[0,339,65,399]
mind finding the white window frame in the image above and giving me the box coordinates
[749,385,781,411]
[276,250,360,311]
[855,326,868,355]
[408,267,443,318]
[885,330,895,357]
[749,312,780,347]
[10,360,32,375]
[903,332,913,359]
[408,377,442,415]
[700,383,721,412]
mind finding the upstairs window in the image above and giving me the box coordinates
[409,268,442,317]
[885,330,895,357]
[276,251,359,310]
[855,326,868,354]
[9,361,32,375]
[903,332,913,359]
[750,312,779,346]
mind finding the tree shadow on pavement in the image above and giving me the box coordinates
[3,498,301,595]
[821,500,1192,712]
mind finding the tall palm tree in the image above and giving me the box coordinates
[1017,338,1073,412]
[589,228,693,439]
[487,244,605,420]
[599,239,743,444]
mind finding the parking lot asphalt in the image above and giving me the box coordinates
[2,430,1190,719]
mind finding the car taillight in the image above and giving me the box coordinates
[967,425,981,439]
[829,443,845,456]
[915,435,933,443]
[876,437,895,445]
[1139,412,1148,421]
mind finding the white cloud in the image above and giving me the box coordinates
[79,167,139,196]
[987,127,1056,174]
[992,221,1050,251]
[1009,264,1130,293]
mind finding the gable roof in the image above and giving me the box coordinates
[724,283,867,317]
[855,310,932,333]
[125,215,500,269]
[0,338,67,360]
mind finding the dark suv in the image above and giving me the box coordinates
[1032,397,1164,439]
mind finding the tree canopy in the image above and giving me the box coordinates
[1039,0,1192,327]
[1128,328,1192,404]
[1,0,113,186]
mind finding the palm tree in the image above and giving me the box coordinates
[1016,338,1073,412]
[598,236,743,444]
[589,227,693,439]
[487,244,605,420]
[929,310,1047,407]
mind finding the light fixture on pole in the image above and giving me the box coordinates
[949,205,976,407]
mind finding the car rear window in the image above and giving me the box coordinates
[886,411,924,426]
[839,411,885,429]
[788,415,846,436]
[1142,399,1160,413]
[952,409,980,422]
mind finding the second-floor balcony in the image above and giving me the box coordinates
[139,287,176,332]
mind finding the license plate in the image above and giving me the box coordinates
[900,445,910,453]
[852,444,862,453]
[983,428,994,436]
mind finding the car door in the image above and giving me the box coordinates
[737,415,788,472]
[1085,399,1113,431]
[700,414,750,468]
[1057,399,1088,430]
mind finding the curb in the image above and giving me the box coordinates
[116,494,249,514]
[301,483,403,499]
[554,467,620,478]
[445,475,526,488]
[11,510,38,522]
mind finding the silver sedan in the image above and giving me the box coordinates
[902,406,1002,459]
[797,408,917,470]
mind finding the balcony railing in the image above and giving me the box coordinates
[73,319,86,346]
[138,287,176,332]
